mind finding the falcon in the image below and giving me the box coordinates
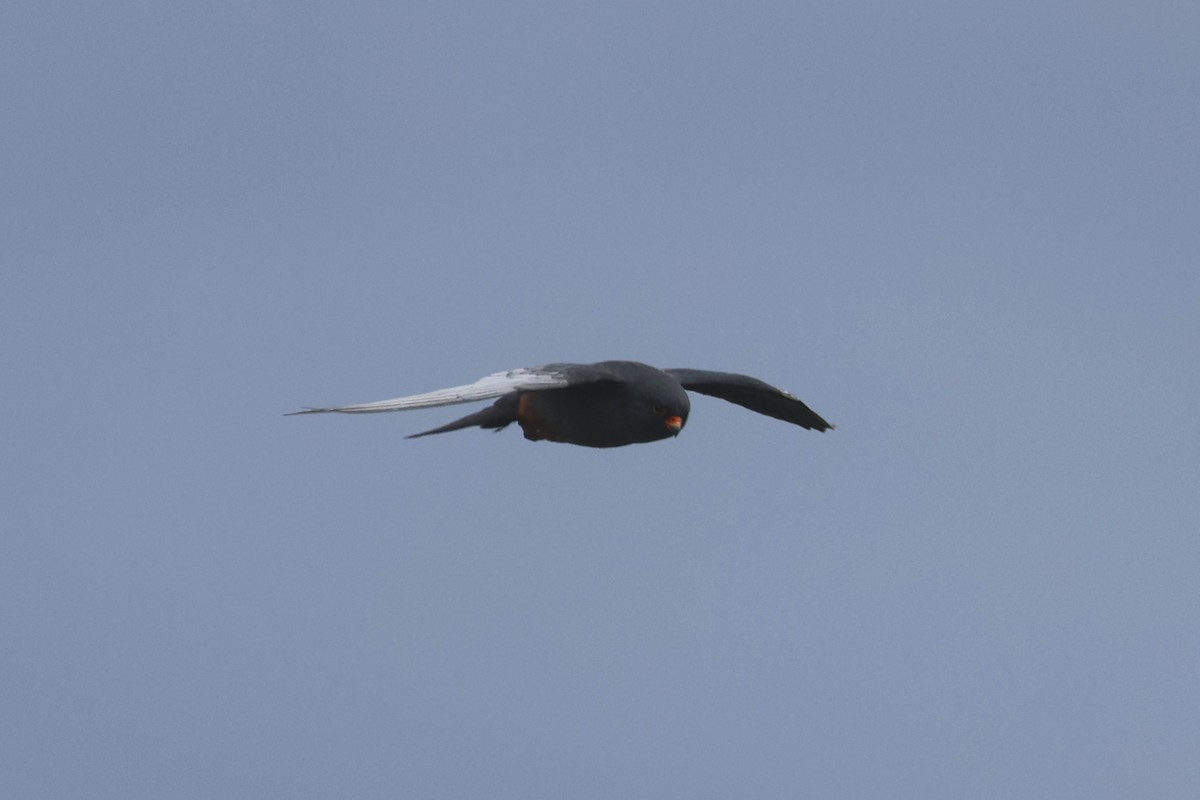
[289,360,833,448]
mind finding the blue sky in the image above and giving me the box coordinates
[3,2,1198,797]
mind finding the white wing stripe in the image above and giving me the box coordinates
[291,367,568,415]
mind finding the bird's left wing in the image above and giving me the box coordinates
[287,365,573,415]
[664,368,835,431]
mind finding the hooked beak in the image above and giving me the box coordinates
[664,415,685,435]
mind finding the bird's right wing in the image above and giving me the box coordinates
[287,365,576,415]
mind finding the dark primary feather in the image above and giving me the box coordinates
[404,394,519,439]
[664,369,834,431]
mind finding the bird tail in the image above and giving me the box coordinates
[404,395,519,439]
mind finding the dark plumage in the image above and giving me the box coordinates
[289,360,833,448]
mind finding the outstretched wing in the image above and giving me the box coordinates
[287,365,576,416]
[664,369,834,432]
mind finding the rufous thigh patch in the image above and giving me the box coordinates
[517,393,552,441]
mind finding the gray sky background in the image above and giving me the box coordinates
[4,2,1198,797]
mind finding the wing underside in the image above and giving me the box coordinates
[664,368,834,431]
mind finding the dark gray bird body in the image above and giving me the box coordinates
[290,360,832,448]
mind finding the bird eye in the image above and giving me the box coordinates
[652,404,667,415]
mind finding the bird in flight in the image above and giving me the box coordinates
[289,360,833,448]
